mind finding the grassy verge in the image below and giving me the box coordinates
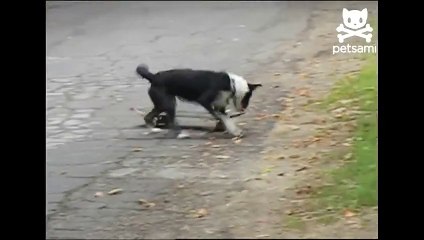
[314,54,377,213]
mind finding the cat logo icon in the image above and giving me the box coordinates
[337,8,373,43]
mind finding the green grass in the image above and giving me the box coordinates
[316,214,337,225]
[314,54,377,213]
[285,215,306,230]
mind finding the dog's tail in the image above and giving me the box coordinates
[136,64,156,83]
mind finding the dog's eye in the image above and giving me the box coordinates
[359,18,363,23]
[348,17,351,23]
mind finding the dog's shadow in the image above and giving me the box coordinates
[134,124,214,132]
[131,124,246,140]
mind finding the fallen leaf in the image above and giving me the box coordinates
[193,208,208,218]
[98,204,107,209]
[295,166,308,172]
[296,186,312,195]
[291,140,303,148]
[94,192,104,198]
[108,188,123,195]
[286,210,295,215]
[310,118,327,124]
[344,153,353,160]
[277,155,286,160]
[332,107,347,114]
[132,148,143,152]
[299,73,308,80]
[254,116,268,121]
[277,172,285,176]
[198,191,213,196]
[289,154,301,159]
[202,152,211,157]
[262,167,273,174]
[138,198,156,208]
[344,209,356,218]
[296,88,311,97]
[147,202,156,208]
[180,225,190,231]
[274,72,281,76]
[233,138,242,144]
[289,125,300,131]
[216,155,230,159]
[256,234,270,238]
[244,177,263,182]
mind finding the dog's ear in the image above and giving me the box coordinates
[248,83,262,91]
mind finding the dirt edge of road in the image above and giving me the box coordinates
[223,5,377,239]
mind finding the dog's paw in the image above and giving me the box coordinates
[150,128,164,133]
[177,130,190,139]
[229,128,244,138]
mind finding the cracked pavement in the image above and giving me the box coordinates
[46,1,330,238]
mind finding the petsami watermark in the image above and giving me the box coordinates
[332,8,377,54]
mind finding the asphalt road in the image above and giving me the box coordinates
[46,1,319,238]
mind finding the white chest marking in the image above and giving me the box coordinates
[212,91,232,109]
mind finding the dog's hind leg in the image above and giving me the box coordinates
[163,96,184,139]
[144,108,160,127]
[146,87,167,132]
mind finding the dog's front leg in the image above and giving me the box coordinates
[199,92,243,137]
[212,107,227,132]
[204,106,243,137]
[220,114,243,137]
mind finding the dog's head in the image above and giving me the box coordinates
[228,73,262,112]
[240,83,262,111]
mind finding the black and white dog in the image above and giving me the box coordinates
[136,64,262,138]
